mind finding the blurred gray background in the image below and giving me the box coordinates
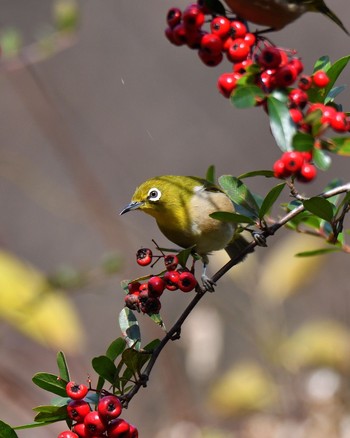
[0,1,350,437]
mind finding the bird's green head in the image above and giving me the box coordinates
[120,175,207,220]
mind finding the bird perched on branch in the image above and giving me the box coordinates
[120,175,251,291]
[224,0,349,34]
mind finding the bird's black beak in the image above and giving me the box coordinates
[120,201,144,215]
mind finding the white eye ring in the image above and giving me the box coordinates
[147,187,161,202]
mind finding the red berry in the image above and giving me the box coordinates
[226,38,250,63]
[58,432,79,438]
[233,59,253,73]
[320,105,337,124]
[164,254,179,271]
[259,69,276,90]
[72,423,89,438]
[172,24,188,46]
[298,163,317,182]
[128,282,141,294]
[298,75,312,90]
[244,32,256,46]
[198,49,223,66]
[274,64,298,87]
[200,33,223,56]
[166,8,182,28]
[282,151,304,172]
[163,270,180,291]
[288,88,308,109]
[84,411,106,435]
[186,29,204,49]
[136,248,153,266]
[98,395,122,420]
[67,400,91,422]
[107,419,130,438]
[66,382,89,400]
[197,0,211,14]
[289,58,304,75]
[229,20,247,38]
[217,72,241,98]
[165,27,181,46]
[301,151,313,162]
[289,108,303,124]
[129,424,139,437]
[257,46,282,69]
[138,282,148,294]
[148,276,166,297]
[124,293,140,311]
[273,159,290,178]
[312,70,330,88]
[140,297,161,314]
[210,16,231,39]
[183,5,205,29]
[330,111,348,132]
[178,271,197,292]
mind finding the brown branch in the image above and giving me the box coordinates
[122,181,350,406]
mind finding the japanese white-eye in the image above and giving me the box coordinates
[224,0,349,34]
[120,175,250,290]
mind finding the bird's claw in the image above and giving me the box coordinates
[252,231,267,247]
[201,274,216,292]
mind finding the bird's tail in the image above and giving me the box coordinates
[314,1,349,35]
[225,234,253,263]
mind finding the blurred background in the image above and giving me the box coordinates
[1,0,350,437]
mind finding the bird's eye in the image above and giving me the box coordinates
[147,187,161,201]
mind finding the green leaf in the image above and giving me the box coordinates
[313,148,331,170]
[56,351,70,382]
[33,405,67,423]
[326,137,350,156]
[177,246,196,268]
[295,247,342,257]
[91,355,118,384]
[267,96,296,151]
[238,170,275,179]
[13,422,49,431]
[120,279,131,294]
[206,165,215,184]
[210,211,255,224]
[259,183,286,219]
[292,132,315,151]
[231,85,265,108]
[106,338,126,361]
[143,338,161,352]
[218,175,259,218]
[119,308,141,350]
[303,197,335,222]
[313,56,331,73]
[32,373,67,397]
[325,85,347,104]
[0,420,18,437]
[149,313,166,330]
[324,56,350,97]
[122,348,151,377]
[204,0,226,15]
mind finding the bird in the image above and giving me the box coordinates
[120,175,251,291]
[224,0,349,34]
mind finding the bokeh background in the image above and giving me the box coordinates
[1,1,350,437]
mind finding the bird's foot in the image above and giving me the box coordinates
[252,231,267,247]
[201,274,216,292]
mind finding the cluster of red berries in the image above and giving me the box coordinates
[58,382,138,438]
[273,150,316,181]
[125,249,198,315]
[165,2,256,67]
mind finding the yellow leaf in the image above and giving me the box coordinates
[279,319,350,372]
[256,234,327,302]
[209,361,277,416]
[0,250,84,353]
